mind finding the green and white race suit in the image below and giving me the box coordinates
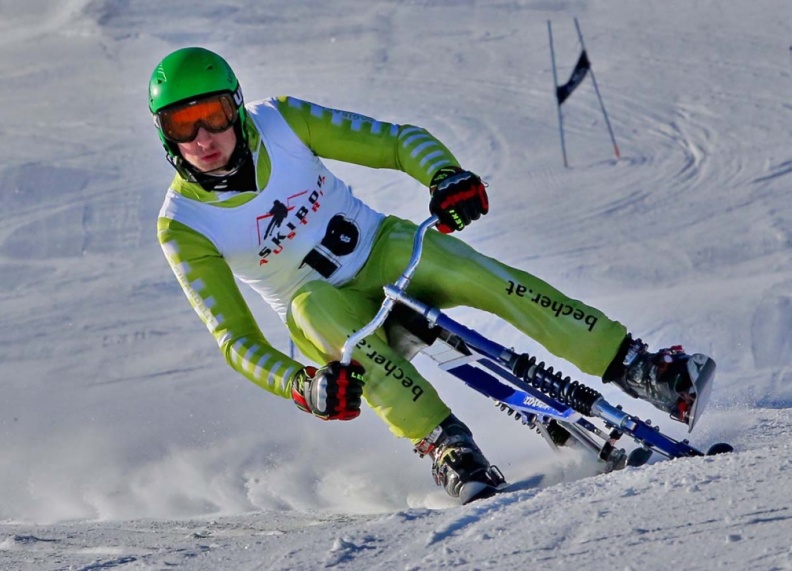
[157,96,627,442]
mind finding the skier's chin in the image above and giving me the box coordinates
[206,164,232,175]
[197,160,233,176]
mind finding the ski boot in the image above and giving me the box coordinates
[603,336,716,429]
[415,414,505,504]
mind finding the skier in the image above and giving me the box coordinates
[149,47,711,503]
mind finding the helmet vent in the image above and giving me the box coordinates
[155,66,167,84]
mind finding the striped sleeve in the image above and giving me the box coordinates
[272,96,460,186]
[157,216,302,399]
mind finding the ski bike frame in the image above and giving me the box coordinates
[341,216,729,469]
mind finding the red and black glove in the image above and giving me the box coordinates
[290,361,365,421]
[429,166,489,233]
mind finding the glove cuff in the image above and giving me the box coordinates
[290,367,316,413]
[429,166,463,191]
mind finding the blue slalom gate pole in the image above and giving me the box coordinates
[547,20,569,168]
[574,17,620,159]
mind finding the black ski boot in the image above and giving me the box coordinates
[415,414,505,504]
[603,336,715,426]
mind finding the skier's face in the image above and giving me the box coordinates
[177,126,237,174]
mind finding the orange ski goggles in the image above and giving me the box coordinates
[156,93,238,143]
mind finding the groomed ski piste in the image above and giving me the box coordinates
[2,1,792,569]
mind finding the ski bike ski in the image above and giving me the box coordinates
[340,216,733,502]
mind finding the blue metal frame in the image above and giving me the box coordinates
[426,300,705,459]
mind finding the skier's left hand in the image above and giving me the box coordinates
[429,167,488,233]
[290,361,365,421]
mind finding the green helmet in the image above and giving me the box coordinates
[148,47,250,179]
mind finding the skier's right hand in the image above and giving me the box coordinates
[290,361,365,421]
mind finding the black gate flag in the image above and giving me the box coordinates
[556,50,590,105]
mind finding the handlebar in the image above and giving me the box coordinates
[340,215,439,365]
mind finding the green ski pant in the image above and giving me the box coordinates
[287,216,627,443]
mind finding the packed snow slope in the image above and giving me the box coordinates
[2,0,792,569]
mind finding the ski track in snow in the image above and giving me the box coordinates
[3,1,792,569]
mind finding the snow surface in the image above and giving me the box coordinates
[2,0,792,569]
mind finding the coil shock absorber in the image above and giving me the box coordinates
[511,353,602,416]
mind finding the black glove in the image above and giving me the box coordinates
[429,166,489,233]
[290,361,365,421]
